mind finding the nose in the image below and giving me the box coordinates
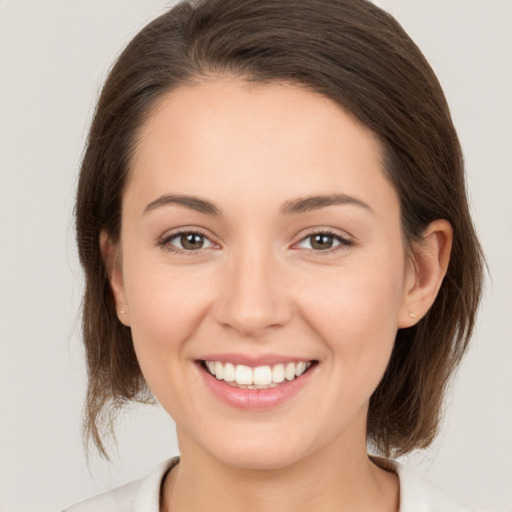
[213,242,292,337]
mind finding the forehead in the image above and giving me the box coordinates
[127,78,399,219]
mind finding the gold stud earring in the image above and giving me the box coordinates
[409,312,417,319]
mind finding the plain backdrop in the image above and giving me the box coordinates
[0,1,511,511]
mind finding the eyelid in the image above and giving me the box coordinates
[156,227,354,256]
[156,227,218,255]
[292,228,354,254]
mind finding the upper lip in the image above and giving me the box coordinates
[197,353,316,367]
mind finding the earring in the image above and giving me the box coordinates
[409,312,417,319]
[118,310,127,315]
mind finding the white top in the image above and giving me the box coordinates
[62,456,483,512]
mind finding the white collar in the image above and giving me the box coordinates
[133,456,474,512]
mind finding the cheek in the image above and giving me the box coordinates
[305,259,402,321]
[297,255,404,373]
[122,259,215,387]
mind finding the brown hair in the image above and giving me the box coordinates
[75,0,484,458]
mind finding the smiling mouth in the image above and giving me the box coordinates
[199,360,318,389]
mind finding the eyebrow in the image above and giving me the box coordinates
[281,193,372,215]
[143,193,372,216]
[144,194,221,216]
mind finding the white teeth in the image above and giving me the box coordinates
[285,362,296,381]
[295,361,307,377]
[235,365,253,385]
[223,362,235,382]
[272,363,285,383]
[204,360,313,387]
[253,366,272,386]
[214,361,224,380]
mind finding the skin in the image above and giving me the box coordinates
[102,78,452,512]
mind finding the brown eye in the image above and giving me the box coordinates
[180,233,205,250]
[310,233,336,250]
[160,231,215,253]
[296,231,352,252]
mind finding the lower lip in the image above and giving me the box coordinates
[196,361,317,410]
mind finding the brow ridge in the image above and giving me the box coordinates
[281,193,372,215]
[144,194,221,216]
[143,192,371,216]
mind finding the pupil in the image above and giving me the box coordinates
[312,234,333,250]
[182,233,204,250]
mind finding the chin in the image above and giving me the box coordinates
[203,428,311,471]
[214,447,304,471]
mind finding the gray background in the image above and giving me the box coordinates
[0,1,510,511]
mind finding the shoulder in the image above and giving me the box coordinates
[62,455,489,512]
[61,457,178,512]
[373,457,485,512]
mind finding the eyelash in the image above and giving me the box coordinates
[295,229,354,254]
[157,228,353,256]
[157,228,215,257]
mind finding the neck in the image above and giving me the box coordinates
[162,430,399,512]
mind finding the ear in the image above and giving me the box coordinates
[398,219,453,328]
[99,230,130,326]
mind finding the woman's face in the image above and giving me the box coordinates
[110,78,417,469]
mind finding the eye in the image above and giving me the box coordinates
[296,230,352,252]
[159,230,215,253]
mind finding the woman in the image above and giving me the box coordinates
[65,0,485,510]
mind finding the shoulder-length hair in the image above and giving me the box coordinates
[75,0,484,458]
